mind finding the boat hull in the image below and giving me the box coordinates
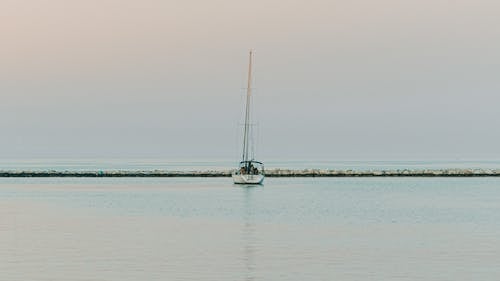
[232,173,265,185]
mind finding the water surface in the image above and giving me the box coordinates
[1,177,499,280]
[3,158,500,171]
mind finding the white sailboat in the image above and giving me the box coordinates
[232,50,265,185]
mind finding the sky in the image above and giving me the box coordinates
[1,0,500,160]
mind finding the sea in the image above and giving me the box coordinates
[1,159,500,280]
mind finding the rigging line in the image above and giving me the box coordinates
[251,94,257,161]
[242,50,253,162]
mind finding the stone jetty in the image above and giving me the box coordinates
[1,169,500,177]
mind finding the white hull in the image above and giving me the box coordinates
[232,173,265,185]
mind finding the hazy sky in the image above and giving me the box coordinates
[1,0,500,160]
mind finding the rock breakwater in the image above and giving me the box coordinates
[1,169,500,177]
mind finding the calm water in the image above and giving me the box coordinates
[1,177,500,280]
[2,158,500,171]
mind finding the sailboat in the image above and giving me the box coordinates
[232,50,265,185]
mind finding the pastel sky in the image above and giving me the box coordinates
[1,0,499,160]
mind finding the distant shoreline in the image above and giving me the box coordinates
[1,169,500,177]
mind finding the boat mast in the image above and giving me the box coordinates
[242,50,253,162]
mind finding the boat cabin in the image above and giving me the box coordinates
[236,161,264,175]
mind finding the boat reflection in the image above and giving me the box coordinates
[242,185,258,281]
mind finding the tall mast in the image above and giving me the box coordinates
[242,50,253,162]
